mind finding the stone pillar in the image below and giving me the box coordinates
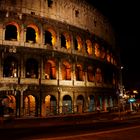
[20,90,24,117]
[56,31,61,49]
[2,26,5,41]
[41,100,46,117]
[72,62,76,85]
[70,34,74,54]
[85,70,88,86]
[20,55,24,78]
[23,28,27,43]
[57,59,61,85]
[58,88,62,114]
[39,27,43,45]
[20,25,25,43]
[0,24,3,42]
[40,56,44,79]
[0,52,3,77]
[73,92,77,113]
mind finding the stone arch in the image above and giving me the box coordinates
[24,95,36,116]
[1,94,16,115]
[75,64,85,81]
[44,27,56,46]
[95,68,102,83]
[61,60,71,80]
[45,95,57,115]
[3,56,18,77]
[88,95,95,112]
[74,35,83,51]
[26,58,38,78]
[97,96,103,110]
[62,95,72,114]
[44,59,56,79]
[77,95,84,113]
[94,43,100,57]
[61,32,71,49]
[5,22,20,41]
[26,24,40,43]
[85,39,92,55]
[87,65,94,82]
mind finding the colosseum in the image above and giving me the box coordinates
[0,0,121,118]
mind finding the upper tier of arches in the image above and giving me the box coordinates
[0,20,118,67]
[0,0,116,46]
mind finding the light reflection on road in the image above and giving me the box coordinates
[32,125,140,140]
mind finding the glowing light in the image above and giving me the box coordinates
[133,90,138,94]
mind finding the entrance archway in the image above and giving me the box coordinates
[62,95,72,114]
[45,95,57,115]
[88,95,95,112]
[24,95,36,116]
[77,95,84,113]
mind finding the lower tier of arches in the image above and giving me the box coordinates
[0,85,118,118]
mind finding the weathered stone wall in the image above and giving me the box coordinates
[0,0,116,47]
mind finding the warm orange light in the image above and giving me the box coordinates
[94,43,100,57]
[28,24,40,43]
[47,28,56,46]
[77,36,82,51]
[86,40,92,55]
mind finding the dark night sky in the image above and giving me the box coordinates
[87,0,140,89]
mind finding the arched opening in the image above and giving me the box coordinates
[61,34,66,48]
[109,96,113,107]
[101,47,106,59]
[74,37,78,50]
[61,61,71,80]
[94,43,100,57]
[44,30,52,46]
[44,28,56,46]
[26,58,38,78]
[87,66,94,82]
[77,95,84,113]
[0,94,16,116]
[97,96,103,111]
[62,95,72,114]
[85,40,92,55]
[8,95,16,114]
[75,64,84,81]
[95,68,102,83]
[88,95,95,112]
[5,24,17,41]
[104,97,108,111]
[107,50,111,62]
[26,27,36,43]
[74,36,82,51]
[44,60,56,79]
[24,95,36,116]
[3,56,18,78]
[45,95,57,115]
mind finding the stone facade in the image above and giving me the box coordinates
[0,0,120,117]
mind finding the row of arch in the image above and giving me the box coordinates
[3,21,117,66]
[3,56,117,84]
[1,93,115,117]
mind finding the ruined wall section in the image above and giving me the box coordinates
[0,0,116,47]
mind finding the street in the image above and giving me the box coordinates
[1,112,140,140]
[5,118,140,140]
[32,125,140,140]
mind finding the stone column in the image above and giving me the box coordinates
[2,26,5,41]
[56,31,61,49]
[20,90,24,117]
[73,92,77,113]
